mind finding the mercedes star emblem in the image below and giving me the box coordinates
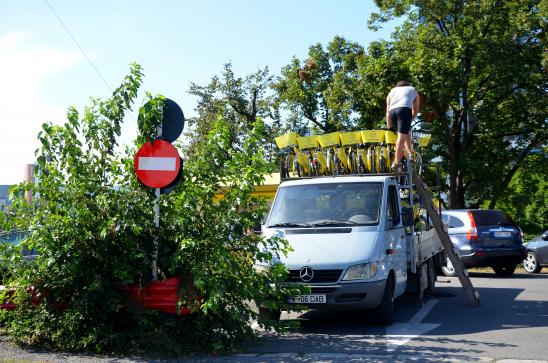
[299,266,314,282]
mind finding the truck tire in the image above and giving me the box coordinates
[374,276,394,325]
[492,264,516,277]
[258,306,281,321]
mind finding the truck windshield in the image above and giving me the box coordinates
[267,182,382,228]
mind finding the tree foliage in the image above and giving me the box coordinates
[370,0,547,208]
[491,151,547,236]
[185,63,275,155]
[0,64,301,355]
[272,36,373,133]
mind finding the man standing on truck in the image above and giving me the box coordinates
[386,79,420,171]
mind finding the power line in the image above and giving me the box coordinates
[43,0,113,92]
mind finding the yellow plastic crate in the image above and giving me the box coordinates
[361,130,385,143]
[297,135,319,150]
[340,131,363,145]
[317,132,341,148]
[419,135,431,148]
[274,132,298,149]
[385,130,397,145]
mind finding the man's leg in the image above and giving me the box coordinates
[393,133,405,168]
[403,134,413,159]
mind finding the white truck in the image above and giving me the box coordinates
[261,174,444,324]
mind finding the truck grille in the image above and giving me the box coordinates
[287,269,343,283]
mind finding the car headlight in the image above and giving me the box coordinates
[342,262,378,281]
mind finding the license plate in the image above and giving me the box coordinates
[290,294,326,304]
[494,231,512,238]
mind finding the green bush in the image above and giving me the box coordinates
[0,64,302,355]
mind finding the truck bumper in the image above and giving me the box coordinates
[289,279,386,310]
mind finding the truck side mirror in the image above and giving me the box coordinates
[402,207,414,227]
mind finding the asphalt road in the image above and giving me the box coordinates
[244,271,548,362]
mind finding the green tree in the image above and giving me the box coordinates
[185,62,275,155]
[370,0,547,208]
[1,64,300,354]
[273,36,371,134]
[491,152,547,236]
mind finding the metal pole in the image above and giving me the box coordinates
[436,164,442,215]
[152,187,160,281]
[24,164,35,203]
[152,117,163,281]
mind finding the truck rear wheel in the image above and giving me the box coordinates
[374,276,394,325]
[258,306,281,321]
[441,256,457,277]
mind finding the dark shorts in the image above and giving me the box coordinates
[389,107,412,134]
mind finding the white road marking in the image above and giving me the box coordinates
[138,157,176,171]
[385,299,441,350]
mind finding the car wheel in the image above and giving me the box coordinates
[492,264,516,277]
[441,256,457,277]
[258,306,281,321]
[523,252,542,273]
[374,275,394,325]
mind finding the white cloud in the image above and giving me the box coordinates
[0,31,83,184]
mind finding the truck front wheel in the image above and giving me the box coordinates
[374,276,394,325]
[258,306,281,321]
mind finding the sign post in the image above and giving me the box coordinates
[135,99,185,281]
[152,187,160,281]
[134,136,180,280]
[152,124,162,282]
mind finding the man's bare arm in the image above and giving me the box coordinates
[386,95,392,128]
[412,93,420,120]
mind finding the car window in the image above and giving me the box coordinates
[471,210,514,227]
[448,216,465,228]
[0,230,28,245]
[441,214,450,224]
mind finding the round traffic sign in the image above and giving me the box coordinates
[161,157,183,195]
[161,98,185,143]
[134,140,181,188]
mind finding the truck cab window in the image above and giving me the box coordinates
[387,185,400,227]
[267,182,382,227]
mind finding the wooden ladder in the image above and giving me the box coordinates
[414,173,481,306]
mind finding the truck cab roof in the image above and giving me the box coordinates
[279,175,398,187]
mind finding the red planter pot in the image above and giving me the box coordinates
[125,277,200,315]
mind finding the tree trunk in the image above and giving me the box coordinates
[448,111,466,209]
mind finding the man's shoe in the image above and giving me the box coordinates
[391,163,402,172]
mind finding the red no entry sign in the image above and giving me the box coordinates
[134,140,181,188]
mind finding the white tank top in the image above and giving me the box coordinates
[388,86,417,110]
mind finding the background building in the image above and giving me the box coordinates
[0,184,11,211]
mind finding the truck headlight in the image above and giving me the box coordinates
[342,262,378,281]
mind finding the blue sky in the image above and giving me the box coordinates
[0,0,400,184]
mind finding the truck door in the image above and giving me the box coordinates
[385,183,406,292]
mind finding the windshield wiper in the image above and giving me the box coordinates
[309,220,359,227]
[268,222,313,228]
